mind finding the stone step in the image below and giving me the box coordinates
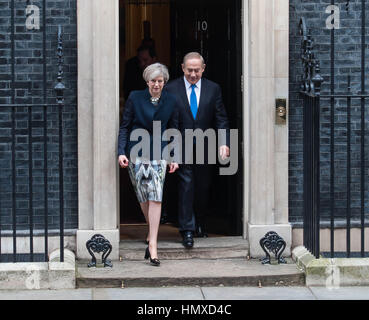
[119,237,249,260]
[76,258,305,288]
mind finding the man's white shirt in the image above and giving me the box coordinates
[184,76,201,107]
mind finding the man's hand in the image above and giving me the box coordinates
[219,145,230,160]
[118,155,129,168]
[168,162,179,173]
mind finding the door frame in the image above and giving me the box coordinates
[76,0,291,259]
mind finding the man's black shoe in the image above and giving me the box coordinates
[182,231,194,248]
[194,225,208,238]
[160,215,168,224]
[160,208,169,224]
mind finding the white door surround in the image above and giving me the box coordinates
[75,0,290,259]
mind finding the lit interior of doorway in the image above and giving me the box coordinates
[118,0,243,240]
[119,0,180,241]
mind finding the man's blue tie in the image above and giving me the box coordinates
[190,84,198,119]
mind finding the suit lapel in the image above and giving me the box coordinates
[141,88,156,130]
[178,78,195,121]
[153,90,165,118]
[196,78,208,120]
[196,78,208,119]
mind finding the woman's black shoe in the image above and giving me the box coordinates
[144,246,150,259]
[145,233,149,245]
[144,246,160,266]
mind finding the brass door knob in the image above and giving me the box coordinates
[277,106,286,119]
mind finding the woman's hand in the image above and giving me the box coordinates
[118,155,129,168]
[168,162,179,173]
[219,145,230,160]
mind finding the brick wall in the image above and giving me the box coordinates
[289,0,369,225]
[0,0,367,231]
[0,0,77,231]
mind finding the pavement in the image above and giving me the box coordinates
[0,286,368,300]
[2,235,368,301]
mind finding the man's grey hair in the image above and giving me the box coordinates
[182,52,205,66]
[143,63,170,83]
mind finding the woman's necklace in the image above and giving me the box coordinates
[150,96,160,105]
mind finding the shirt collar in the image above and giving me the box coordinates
[184,76,201,90]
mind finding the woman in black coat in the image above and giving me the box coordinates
[118,63,179,266]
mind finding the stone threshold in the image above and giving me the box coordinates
[292,246,369,286]
[76,258,305,288]
[119,236,249,260]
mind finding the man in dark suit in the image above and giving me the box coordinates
[123,43,157,101]
[164,52,230,248]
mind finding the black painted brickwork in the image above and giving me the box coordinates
[1,0,367,231]
[289,0,369,224]
[0,0,77,231]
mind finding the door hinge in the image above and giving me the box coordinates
[241,74,244,92]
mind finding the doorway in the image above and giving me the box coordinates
[119,0,243,237]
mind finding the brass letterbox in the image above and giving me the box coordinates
[276,98,287,125]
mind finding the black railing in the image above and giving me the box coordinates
[300,0,368,259]
[0,11,66,262]
[300,17,323,258]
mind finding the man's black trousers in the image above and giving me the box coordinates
[177,163,214,232]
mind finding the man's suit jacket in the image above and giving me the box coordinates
[118,88,178,160]
[164,77,229,163]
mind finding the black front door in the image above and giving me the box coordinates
[169,0,243,235]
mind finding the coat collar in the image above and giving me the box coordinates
[143,87,167,108]
[183,76,202,92]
